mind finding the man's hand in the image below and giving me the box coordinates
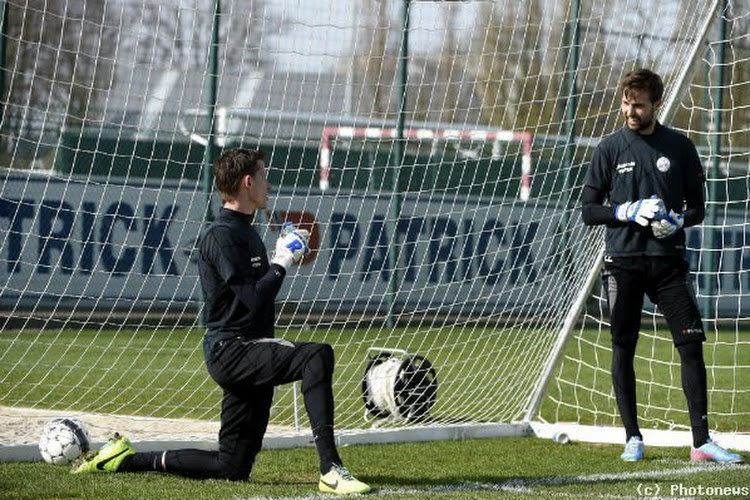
[271,223,311,270]
[614,197,665,227]
[651,209,684,239]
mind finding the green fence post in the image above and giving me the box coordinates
[386,0,410,328]
[203,0,220,224]
[703,2,727,320]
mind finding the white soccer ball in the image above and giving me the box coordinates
[38,418,91,465]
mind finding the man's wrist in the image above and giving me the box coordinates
[270,263,287,277]
[271,252,294,271]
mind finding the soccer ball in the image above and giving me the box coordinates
[38,418,91,465]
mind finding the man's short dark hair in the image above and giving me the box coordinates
[620,68,664,103]
[213,148,265,202]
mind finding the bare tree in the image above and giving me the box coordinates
[353,0,394,120]
[120,0,281,72]
[1,0,117,164]
[0,0,282,166]
[724,0,750,150]
[472,1,557,131]
[677,0,750,151]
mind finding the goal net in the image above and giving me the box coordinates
[1,0,748,456]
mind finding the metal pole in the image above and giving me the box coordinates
[386,0,409,328]
[559,0,581,267]
[563,0,580,171]
[203,0,220,224]
[200,0,220,324]
[0,0,8,124]
[704,0,727,320]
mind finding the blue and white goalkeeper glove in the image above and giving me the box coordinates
[271,222,311,270]
[614,196,665,227]
[651,209,684,239]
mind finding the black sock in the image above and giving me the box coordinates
[119,451,163,472]
[313,425,341,475]
[677,341,709,448]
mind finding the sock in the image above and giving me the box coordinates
[313,425,342,475]
[119,451,163,472]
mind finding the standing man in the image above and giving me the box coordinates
[74,148,371,495]
[581,69,742,463]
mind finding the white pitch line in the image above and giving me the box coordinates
[381,463,750,496]
[236,462,750,500]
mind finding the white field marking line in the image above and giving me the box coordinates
[380,462,750,496]
[236,462,750,499]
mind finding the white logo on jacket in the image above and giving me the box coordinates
[656,156,671,172]
[616,161,635,173]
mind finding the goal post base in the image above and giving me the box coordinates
[331,422,534,448]
[0,422,534,462]
[4,421,747,462]
[530,422,750,452]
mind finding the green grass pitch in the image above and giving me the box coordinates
[1,327,748,498]
[1,437,748,499]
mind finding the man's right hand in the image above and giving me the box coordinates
[614,197,665,227]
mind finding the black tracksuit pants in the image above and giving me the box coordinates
[123,336,339,480]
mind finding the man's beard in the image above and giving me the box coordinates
[627,115,652,131]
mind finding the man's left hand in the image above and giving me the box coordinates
[271,224,311,270]
[651,209,684,239]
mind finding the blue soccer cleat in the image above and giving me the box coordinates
[690,440,743,463]
[620,436,644,462]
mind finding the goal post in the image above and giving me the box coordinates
[318,126,534,201]
[1,0,748,461]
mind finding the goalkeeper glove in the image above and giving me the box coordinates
[614,196,665,227]
[271,222,311,270]
[651,209,684,239]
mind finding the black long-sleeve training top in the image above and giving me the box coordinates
[581,122,705,258]
[199,207,285,338]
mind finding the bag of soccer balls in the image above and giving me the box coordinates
[38,418,91,465]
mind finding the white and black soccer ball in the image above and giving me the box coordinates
[38,418,91,465]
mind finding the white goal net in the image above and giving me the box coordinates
[0,0,748,455]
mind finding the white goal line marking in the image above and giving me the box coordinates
[236,462,750,499]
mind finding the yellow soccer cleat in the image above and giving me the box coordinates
[318,464,371,495]
[72,433,134,473]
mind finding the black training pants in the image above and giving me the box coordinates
[161,336,335,481]
[603,256,705,347]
